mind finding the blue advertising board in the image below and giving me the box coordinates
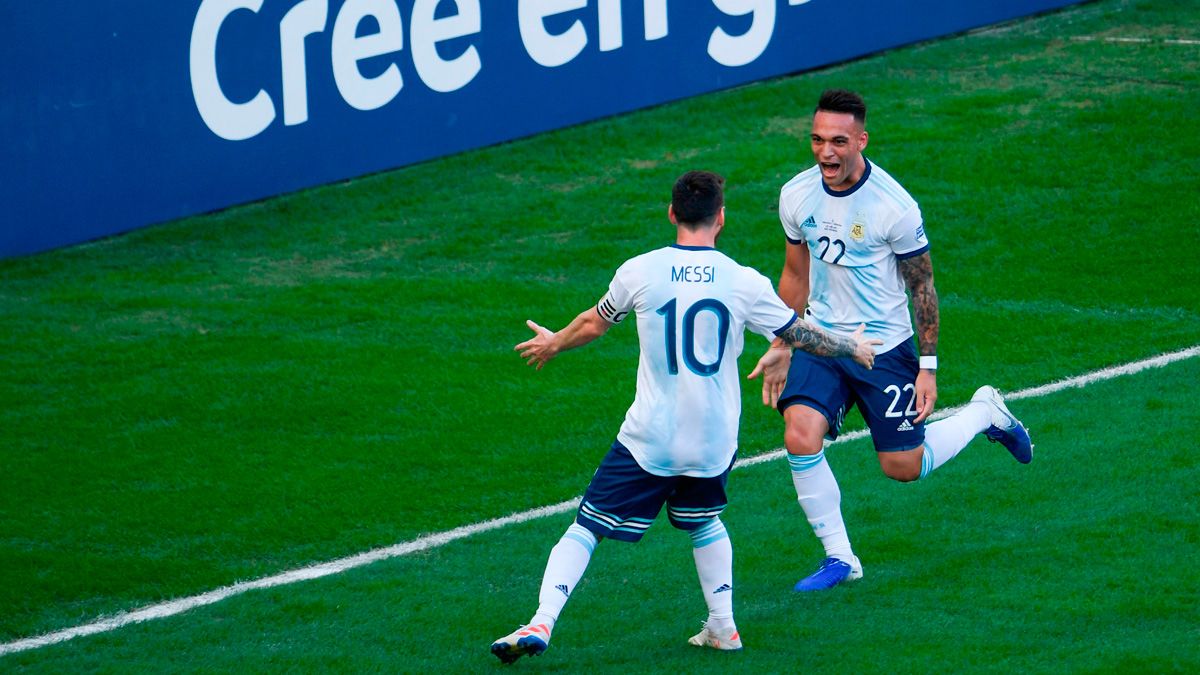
[0,0,1082,257]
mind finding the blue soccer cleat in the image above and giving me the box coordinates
[491,623,551,664]
[793,556,862,592]
[972,386,1033,464]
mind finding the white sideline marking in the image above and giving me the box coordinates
[0,499,580,657]
[1070,36,1200,45]
[739,344,1200,469]
[3,345,1198,657]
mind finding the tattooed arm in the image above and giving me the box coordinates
[777,319,874,363]
[898,250,939,422]
[750,320,882,406]
[898,251,939,359]
[515,308,611,370]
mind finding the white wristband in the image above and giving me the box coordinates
[919,356,938,371]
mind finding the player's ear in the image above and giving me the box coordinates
[668,204,678,225]
[859,130,869,151]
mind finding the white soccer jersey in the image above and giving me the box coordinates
[596,245,798,478]
[779,158,929,352]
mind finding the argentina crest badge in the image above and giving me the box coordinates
[850,212,867,241]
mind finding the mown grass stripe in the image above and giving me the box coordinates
[2,344,1197,657]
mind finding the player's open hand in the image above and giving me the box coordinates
[748,345,792,407]
[850,324,883,370]
[515,319,558,370]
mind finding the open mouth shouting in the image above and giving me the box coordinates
[820,161,842,181]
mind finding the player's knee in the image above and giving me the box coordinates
[879,454,922,482]
[784,423,822,456]
[884,465,921,482]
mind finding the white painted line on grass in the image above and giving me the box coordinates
[0,499,580,657]
[3,344,1198,657]
[737,343,1200,470]
[1070,36,1200,45]
[1005,345,1200,400]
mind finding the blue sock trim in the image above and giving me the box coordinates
[563,523,598,553]
[690,517,729,549]
[788,450,825,473]
[919,446,934,480]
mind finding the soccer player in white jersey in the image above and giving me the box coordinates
[758,89,1034,592]
[491,171,879,664]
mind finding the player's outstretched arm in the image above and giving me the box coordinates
[777,320,881,369]
[749,322,880,406]
[515,307,612,370]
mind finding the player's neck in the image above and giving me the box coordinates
[675,224,720,249]
[826,155,867,192]
[676,222,720,248]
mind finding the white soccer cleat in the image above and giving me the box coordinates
[971,386,1033,464]
[490,623,551,664]
[688,622,743,651]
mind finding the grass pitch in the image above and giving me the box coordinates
[2,0,1198,671]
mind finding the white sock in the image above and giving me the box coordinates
[530,523,596,632]
[787,451,853,561]
[920,401,992,478]
[690,517,734,629]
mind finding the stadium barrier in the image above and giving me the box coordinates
[0,0,1081,257]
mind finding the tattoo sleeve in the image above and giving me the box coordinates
[898,251,939,356]
[778,319,857,358]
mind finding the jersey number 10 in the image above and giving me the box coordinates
[656,298,731,376]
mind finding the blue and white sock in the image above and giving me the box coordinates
[691,517,734,629]
[531,523,597,632]
[788,450,853,562]
[920,400,992,479]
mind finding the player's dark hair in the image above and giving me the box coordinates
[672,170,725,228]
[815,89,867,124]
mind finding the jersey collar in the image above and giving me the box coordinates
[670,244,716,251]
[821,157,872,197]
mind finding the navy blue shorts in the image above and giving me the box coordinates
[574,441,731,542]
[777,340,925,453]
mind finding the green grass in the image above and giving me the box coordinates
[7,360,1199,672]
[2,0,1199,670]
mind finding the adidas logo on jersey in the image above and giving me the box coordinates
[712,583,732,594]
[897,419,914,432]
[801,215,817,228]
